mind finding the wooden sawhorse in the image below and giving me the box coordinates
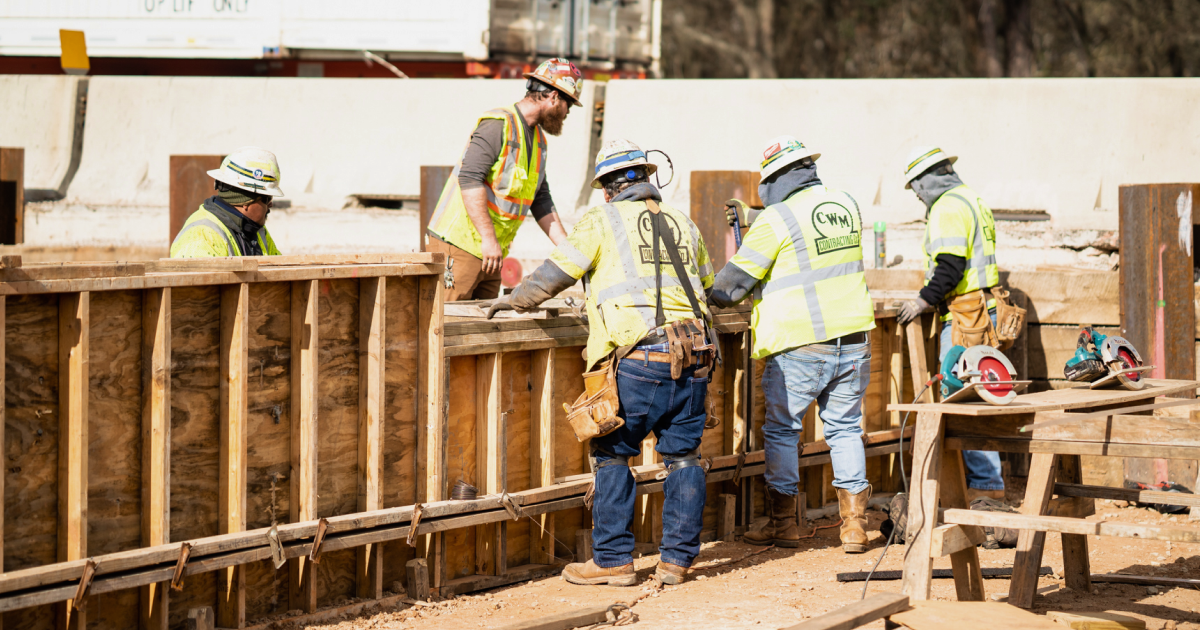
[891,378,1200,606]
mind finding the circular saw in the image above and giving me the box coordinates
[1063,328,1153,390]
[940,345,1030,405]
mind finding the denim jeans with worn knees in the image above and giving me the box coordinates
[939,309,1006,492]
[762,341,871,497]
[590,358,708,569]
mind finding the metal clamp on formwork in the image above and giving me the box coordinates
[308,518,329,564]
[498,491,523,521]
[406,503,425,547]
[170,542,192,592]
[733,452,746,487]
[71,559,97,609]
[267,524,286,569]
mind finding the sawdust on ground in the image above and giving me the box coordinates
[268,502,1200,630]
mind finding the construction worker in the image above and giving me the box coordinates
[170,146,283,258]
[426,58,582,301]
[486,140,716,587]
[897,146,1005,501]
[711,136,876,554]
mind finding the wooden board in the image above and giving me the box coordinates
[887,600,1061,629]
[688,171,762,270]
[169,155,224,245]
[891,379,1196,416]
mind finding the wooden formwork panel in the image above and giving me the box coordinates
[0,256,445,629]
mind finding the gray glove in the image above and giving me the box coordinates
[897,297,930,326]
[485,295,515,319]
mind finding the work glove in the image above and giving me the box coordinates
[485,295,515,320]
[897,297,930,326]
[724,199,761,228]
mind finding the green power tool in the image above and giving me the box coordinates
[1063,327,1148,390]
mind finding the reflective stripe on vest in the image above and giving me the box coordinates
[427,105,547,258]
[923,193,998,290]
[765,201,865,341]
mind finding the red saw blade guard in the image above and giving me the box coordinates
[977,356,1014,397]
[1116,348,1141,382]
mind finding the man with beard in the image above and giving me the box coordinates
[426,58,582,301]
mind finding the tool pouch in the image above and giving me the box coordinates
[949,290,999,349]
[990,287,1026,351]
[564,356,625,442]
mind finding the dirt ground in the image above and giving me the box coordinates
[273,501,1200,630]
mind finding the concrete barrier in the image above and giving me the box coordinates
[602,78,1200,231]
[0,75,81,190]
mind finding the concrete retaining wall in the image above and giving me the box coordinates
[602,78,1200,231]
[3,75,1198,262]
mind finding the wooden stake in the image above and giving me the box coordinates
[357,277,386,600]
[58,291,89,630]
[218,283,249,628]
[290,280,319,613]
[530,349,556,564]
[141,289,170,630]
[405,559,429,602]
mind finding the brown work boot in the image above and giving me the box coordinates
[655,561,689,585]
[837,485,872,554]
[743,488,810,548]
[967,487,1006,503]
[562,559,637,587]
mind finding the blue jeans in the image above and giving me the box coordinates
[939,309,1005,491]
[590,358,708,569]
[762,340,872,496]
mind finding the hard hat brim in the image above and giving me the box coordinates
[208,168,285,197]
[523,73,583,106]
[590,162,658,189]
[761,150,820,181]
[903,154,958,189]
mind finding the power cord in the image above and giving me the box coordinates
[859,374,942,599]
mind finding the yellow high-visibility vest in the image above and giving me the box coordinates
[428,105,547,259]
[549,199,715,370]
[170,203,281,258]
[921,184,1000,320]
[728,185,875,359]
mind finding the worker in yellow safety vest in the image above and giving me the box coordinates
[486,140,716,587]
[426,58,582,301]
[897,146,1005,502]
[710,136,876,554]
[170,146,283,258]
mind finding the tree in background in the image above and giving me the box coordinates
[663,0,1200,78]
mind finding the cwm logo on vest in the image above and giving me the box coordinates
[811,201,861,255]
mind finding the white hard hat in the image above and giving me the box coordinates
[208,146,284,197]
[760,135,820,180]
[590,139,657,189]
[903,146,957,189]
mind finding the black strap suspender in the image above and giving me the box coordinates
[647,199,704,327]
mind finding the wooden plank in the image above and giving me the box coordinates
[290,280,319,613]
[939,448,984,601]
[887,600,1062,630]
[529,349,556,564]
[1008,452,1057,608]
[357,277,386,600]
[1056,455,1092,594]
[1021,413,1200,447]
[891,378,1197,416]
[944,509,1098,536]
[417,273,447,587]
[405,559,429,601]
[490,603,623,630]
[1045,611,1146,630]
[476,353,503,577]
[59,291,89,630]
[718,494,737,542]
[1053,482,1200,508]
[218,284,249,628]
[780,592,909,630]
[147,258,258,273]
[930,524,986,558]
[169,155,224,244]
[141,289,171,630]
[902,411,943,600]
[906,318,933,404]
[1090,573,1200,588]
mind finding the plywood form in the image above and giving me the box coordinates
[0,257,444,629]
